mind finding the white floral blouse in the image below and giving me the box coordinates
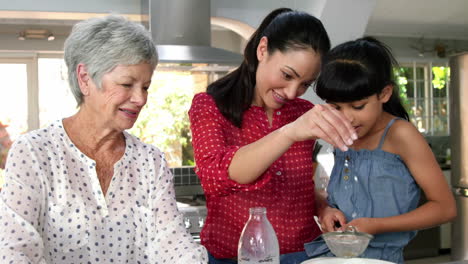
[0,120,207,263]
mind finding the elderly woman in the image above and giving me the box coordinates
[0,15,207,263]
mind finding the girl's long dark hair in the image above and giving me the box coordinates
[207,8,331,127]
[315,36,409,120]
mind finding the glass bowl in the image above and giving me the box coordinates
[322,226,373,258]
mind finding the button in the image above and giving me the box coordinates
[344,168,350,173]
[276,111,281,115]
[345,156,350,161]
[276,171,282,176]
[343,175,349,181]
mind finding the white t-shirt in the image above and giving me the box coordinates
[0,120,207,263]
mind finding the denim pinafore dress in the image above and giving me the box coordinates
[304,118,421,264]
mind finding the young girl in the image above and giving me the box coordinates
[304,37,456,264]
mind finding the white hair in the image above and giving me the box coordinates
[64,15,158,106]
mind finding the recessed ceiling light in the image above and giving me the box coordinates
[17,29,55,41]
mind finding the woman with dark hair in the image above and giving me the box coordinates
[189,8,357,263]
[304,37,456,263]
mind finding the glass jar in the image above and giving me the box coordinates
[238,207,279,264]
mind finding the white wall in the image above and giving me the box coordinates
[211,0,324,28]
[211,30,243,54]
[319,0,376,47]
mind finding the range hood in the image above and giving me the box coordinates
[148,0,243,65]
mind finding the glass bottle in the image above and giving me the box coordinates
[238,207,279,264]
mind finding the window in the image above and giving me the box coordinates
[394,62,450,136]
[0,58,31,186]
[0,60,29,141]
[0,54,76,185]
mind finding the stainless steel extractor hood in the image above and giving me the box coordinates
[148,0,243,65]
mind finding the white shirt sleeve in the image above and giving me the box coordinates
[0,137,47,263]
[148,153,208,263]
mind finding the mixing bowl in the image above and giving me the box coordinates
[322,226,373,258]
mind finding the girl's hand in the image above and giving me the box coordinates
[282,104,357,151]
[319,206,347,233]
[345,217,380,235]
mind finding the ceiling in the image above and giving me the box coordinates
[366,0,468,40]
[0,0,467,41]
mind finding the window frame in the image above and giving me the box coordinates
[0,51,64,132]
[398,61,450,136]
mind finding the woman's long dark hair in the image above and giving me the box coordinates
[207,8,331,127]
[315,36,409,120]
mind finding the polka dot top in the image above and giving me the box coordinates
[0,120,208,263]
[188,93,321,258]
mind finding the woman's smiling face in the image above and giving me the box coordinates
[253,37,322,115]
[83,62,154,131]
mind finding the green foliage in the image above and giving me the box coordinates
[393,65,450,135]
[129,72,194,166]
[432,67,449,90]
[393,67,412,115]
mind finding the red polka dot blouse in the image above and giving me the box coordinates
[188,92,321,259]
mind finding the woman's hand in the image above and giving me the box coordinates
[345,217,380,235]
[282,104,357,151]
[319,206,347,233]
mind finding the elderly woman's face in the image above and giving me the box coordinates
[85,63,153,131]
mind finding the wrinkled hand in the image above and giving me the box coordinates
[345,217,379,235]
[319,206,347,233]
[282,104,357,151]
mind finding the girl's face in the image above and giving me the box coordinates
[253,37,321,115]
[81,63,154,132]
[328,86,392,140]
